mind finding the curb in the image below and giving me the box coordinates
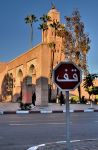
[0,109,98,114]
[27,144,45,150]
[27,139,98,150]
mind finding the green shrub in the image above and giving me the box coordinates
[95,95,98,104]
[20,102,31,110]
[95,95,98,99]
[70,96,79,104]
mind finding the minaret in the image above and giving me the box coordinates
[42,5,64,64]
[46,4,60,43]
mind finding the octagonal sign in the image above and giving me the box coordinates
[53,61,82,91]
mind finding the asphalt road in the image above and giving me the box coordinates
[0,113,98,150]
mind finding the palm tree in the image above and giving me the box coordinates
[48,42,56,81]
[49,21,62,96]
[48,42,56,101]
[39,14,51,42]
[25,14,37,47]
[83,73,98,106]
[50,20,61,42]
[40,14,51,23]
[39,23,48,43]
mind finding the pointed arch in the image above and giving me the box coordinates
[28,64,36,85]
[17,69,23,86]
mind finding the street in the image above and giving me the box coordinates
[0,113,98,150]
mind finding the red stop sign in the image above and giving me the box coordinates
[53,61,82,91]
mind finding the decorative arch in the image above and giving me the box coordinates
[28,64,36,85]
[17,69,23,86]
[29,64,36,75]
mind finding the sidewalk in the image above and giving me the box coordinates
[0,102,98,114]
[28,139,98,150]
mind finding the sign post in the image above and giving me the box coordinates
[66,90,70,149]
[53,61,82,150]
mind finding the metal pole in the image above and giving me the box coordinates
[66,90,71,150]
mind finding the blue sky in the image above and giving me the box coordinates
[0,0,98,74]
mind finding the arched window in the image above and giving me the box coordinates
[17,69,23,86]
[29,64,36,84]
[29,64,36,76]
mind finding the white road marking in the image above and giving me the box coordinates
[10,123,33,126]
[27,139,98,150]
[9,122,67,126]
[27,144,45,150]
[9,120,23,123]
[27,146,38,150]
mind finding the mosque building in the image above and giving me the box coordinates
[0,5,97,106]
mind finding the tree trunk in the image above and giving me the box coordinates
[42,30,44,43]
[30,24,33,48]
[78,85,81,101]
[49,48,55,102]
[48,84,51,102]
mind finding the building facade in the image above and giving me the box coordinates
[0,6,65,106]
[0,6,97,105]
